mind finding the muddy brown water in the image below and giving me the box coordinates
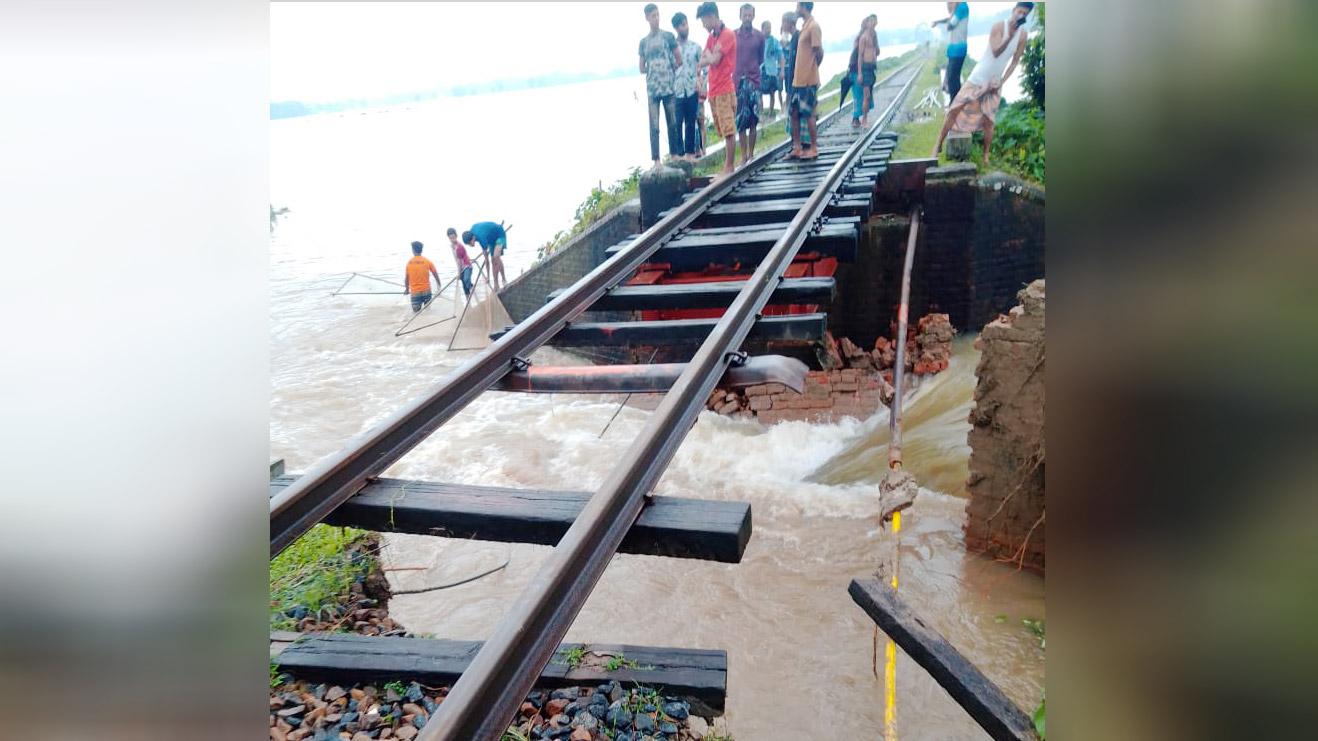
[272,254,1045,739]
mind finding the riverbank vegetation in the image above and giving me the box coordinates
[270,524,377,631]
[537,167,643,262]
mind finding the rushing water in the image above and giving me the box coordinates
[271,60,1042,740]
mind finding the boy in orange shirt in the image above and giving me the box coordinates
[403,240,441,312]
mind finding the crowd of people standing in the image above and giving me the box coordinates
[398,4,1035,316]
[639,2,826,180]
[639,2,1037,174]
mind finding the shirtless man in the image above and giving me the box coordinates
[854,15,879,127]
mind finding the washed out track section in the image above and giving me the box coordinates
[269,60,920,741]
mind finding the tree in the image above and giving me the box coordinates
[1021,4,1045,109]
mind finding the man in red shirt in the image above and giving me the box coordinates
[446,227,474,297]
[697,2,737,180]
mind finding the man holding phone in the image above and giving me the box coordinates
[932,2,1033,165]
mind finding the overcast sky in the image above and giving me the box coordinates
[271,1,1021,102]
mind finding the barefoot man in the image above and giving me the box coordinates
[933,2,1033,165]
[697,2,738,179]
[672,12,704,161]
[732,4,765,166]
[788,2,822,160]
[852,14,879,127]
[462,221,509,293]
[639,3,683,169]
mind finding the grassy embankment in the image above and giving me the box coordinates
[889,52,1045,184]
[270,524,375,631]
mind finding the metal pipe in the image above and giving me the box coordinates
[494,355,808,395]
[888,207,921,469]
[424,63,920,741]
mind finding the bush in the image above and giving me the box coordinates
[1021,4,1045,109]
[989,100,1045,183]
[537,167,642,262]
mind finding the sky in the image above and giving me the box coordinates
[271,1,1022,103]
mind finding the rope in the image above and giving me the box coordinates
[597,348,658,438]
[330,271,405,296]
[390,554,511,596]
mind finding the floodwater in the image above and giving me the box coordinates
[271,57,1042,741]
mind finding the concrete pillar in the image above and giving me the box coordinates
[639,165,689,229]
[945,132,973,161]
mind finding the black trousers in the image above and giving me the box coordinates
[946,54,966,102]
[675,94,700,156]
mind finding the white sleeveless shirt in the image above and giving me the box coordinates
[966,22,1022,88]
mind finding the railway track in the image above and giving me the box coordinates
[270,60,922,740]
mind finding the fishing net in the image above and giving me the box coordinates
[445,258,513,350]
[393,270,466,338]
[329,272,407,296]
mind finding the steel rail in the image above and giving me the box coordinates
[424,62,920,741]
[268,76,876,556]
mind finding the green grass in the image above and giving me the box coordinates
[605,654,640,672]
[1023,617,1046,648]
[269,524,372,631]
[560,645,587,670]
[270,660,287,689]
[888,56,1045,185]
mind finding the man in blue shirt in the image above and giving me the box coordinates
[759,19,783,118]
[462,221,508,293]
[933,2,970,104]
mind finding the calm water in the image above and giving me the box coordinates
[271,48,1041,741]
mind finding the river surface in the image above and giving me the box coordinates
[271,47,1041,740]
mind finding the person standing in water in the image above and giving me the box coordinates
[462,221,508,293]
[403,240,442,313]
[932,2,1033,165]
[446,227,473,297]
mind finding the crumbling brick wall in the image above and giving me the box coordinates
[706,314,955,425]
[721,369,892,425]
[964,280,1045,572]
